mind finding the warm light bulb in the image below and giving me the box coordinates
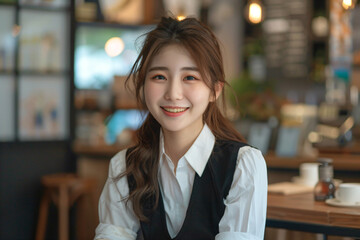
[249,2,262,24]
[342,0,356,9]
[245,0,264,24]
[104,37,124,57]
[177,15,186,21]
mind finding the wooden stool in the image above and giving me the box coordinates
[35,173,97,240]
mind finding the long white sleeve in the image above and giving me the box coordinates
[95,150,140,240]
[216,146,268,240]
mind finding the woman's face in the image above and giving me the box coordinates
[144,44,220,137]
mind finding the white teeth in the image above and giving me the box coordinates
[163,107,187,113]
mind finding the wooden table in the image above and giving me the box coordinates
[266,193,360,238]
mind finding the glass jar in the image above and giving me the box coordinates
[314,158,336,201]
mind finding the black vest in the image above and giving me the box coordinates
[128,140,247,240]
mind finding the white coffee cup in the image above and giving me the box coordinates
[299,163,319,186]
[335,183,360,204]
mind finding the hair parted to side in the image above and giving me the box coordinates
[119,16,245,221]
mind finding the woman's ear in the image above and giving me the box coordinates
[210,82,224,102]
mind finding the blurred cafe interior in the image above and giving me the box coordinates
[0,0,360,239]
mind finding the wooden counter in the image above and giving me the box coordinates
[265,151,360,171]
[315,140,360,155]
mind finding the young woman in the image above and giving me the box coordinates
[95,16,267,240]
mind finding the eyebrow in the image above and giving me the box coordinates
[148,66,200,72]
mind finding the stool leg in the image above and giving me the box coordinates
[35,189,50,240]
[59,185,69,240]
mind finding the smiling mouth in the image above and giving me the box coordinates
[161,107,189,113]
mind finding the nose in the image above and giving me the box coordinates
[164,78,183,101]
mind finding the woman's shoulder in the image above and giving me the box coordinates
[238,145,262,157]
[236,145,267,171]
[108,148,128,178]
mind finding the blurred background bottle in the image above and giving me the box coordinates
[314,158,336,201]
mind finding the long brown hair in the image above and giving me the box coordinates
[119,16,245,221]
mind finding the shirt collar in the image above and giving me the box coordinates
[159,124,215,177]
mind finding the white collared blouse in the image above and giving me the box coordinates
[95,124,268,240]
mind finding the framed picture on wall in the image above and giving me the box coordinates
[0,76,15,141]
[19,9,69,72]
[0,6,16,72]
[18,76,68,140]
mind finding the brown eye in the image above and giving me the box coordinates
[152,75,166,80]
[184,76,198,81]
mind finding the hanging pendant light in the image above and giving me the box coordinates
[342,0,357,10]
[244,0,264,24]
[177,7,186,21]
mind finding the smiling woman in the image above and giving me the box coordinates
[95,16,268,240]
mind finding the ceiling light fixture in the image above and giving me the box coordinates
[245,0,264,24]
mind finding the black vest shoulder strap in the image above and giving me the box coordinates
[209,140,248,201]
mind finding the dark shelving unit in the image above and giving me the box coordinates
[0,0,76,239]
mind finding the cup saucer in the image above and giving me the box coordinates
[325,198,360,207]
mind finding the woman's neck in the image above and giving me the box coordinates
[163,124,204,171]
